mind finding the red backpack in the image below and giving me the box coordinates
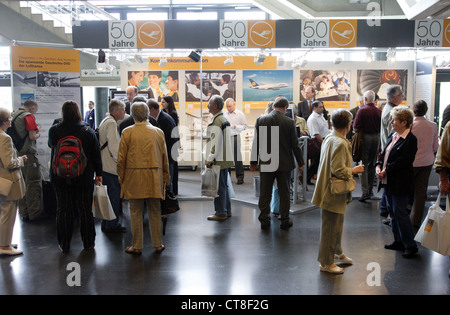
[52,136,87,179]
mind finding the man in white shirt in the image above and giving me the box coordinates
[224,98,247,184]
[306,100,330,184]
[98,99,126,233]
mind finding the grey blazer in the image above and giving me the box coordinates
[251,110,304,172]
[0,131,26,201]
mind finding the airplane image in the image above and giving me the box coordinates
[60,75,80,82]
[333,29,353,39]
[249,79,288,90]
[141,31,160,39]
[252,30,271,39]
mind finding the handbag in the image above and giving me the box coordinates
[161,187,180,215]
[0,177,13,196]
[92,184,116,220]
[307,137,321,159]
[414,194,450,256]
[330,177,356,195]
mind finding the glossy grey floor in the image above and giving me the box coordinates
[0,171,449,295]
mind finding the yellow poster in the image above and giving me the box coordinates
[11,46,80,72]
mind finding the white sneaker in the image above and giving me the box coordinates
[320,263,344,274]
[334,253,353,265]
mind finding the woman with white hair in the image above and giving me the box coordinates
[118,102,170,255]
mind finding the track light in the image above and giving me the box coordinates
[97,49,105,63]
[159,57,167,67]
[134,54,143,63]
[188,49,202,62]
[277,57,285,66]
[255,52,266,64]
[386,48,396,64]
[333,56,342,64]
[366,49,374,63]
[224,56,234,65]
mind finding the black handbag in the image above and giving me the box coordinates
[161,188,180,235]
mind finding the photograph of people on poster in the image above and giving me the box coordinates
[243,70,293,102]
[185,70,236,102]
[129,70,180,103]
[300,70,351,103]
[357,69,407,102]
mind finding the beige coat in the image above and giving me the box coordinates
[0,131,26,201]
[311,130,353,214]
[117,122,170,200]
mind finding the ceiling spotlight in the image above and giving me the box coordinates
[134,54,143,63]
[224,56,234,66]
[97,49,105,63]
[277,57,285,67]
[333,55,342,64]
[386,48,396,64]
[188,49,202,62]
[159,57,167,67]
[255,52,266,64]
[366,49,374,63]
[300,59,308,67]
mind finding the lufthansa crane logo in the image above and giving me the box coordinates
[330,20,357,47]
[137,21,164,48]
[249,20,275,47]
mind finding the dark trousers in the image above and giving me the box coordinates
[231,135,244,180]
[258,170,291,225]
[410,165,432,227]
[101,172,121,229]
[53,181,95,250]
[385,192,417,249]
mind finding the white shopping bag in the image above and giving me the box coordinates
[201,165,221,197]
[227,172,235,199]
[92,184,116,220]
[414,194,450,256]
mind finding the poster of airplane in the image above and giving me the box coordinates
[243,70,293,102]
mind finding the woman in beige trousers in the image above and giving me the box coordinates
[0,108,27,256]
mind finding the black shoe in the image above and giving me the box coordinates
[237,179,244,185]
[384,242,404,251]
[306,180,314,185]
[280,219,293,230]
[359,194,370,202]
[260,222,271,230]
[402,247,418,258]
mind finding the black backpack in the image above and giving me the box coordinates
[52,135,87,179]
[6,110,28,152]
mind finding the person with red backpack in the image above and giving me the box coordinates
[48,101,102,253]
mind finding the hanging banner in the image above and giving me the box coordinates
[301,19,357,48]
[148,56,277,70]
[220,20,276,48]
[11,46,81,181]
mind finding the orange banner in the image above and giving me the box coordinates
[148,56,277,70]
[11,46,80,72]
[329,20,357,48]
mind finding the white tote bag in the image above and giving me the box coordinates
[92,184,116,220]
[201,165,221,197]
[414,194,450,256]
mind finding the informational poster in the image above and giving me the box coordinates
[11,46,81,180]
[357,69,408,103]
[300,70,351,108]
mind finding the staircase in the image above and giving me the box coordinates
[2,1,72,43]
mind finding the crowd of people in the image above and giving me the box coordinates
[0,85,448,276]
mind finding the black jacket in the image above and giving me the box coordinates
[376,130,417,195]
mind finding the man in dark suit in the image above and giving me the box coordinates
[297,86,316,121]
[119,96,159,135]
[125,86,155,115]
[84,100,95,129]
[148,99,179,193]
[250,96,304,230]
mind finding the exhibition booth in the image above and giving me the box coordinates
[8,18,450,209]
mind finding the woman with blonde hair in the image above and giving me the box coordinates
[0,108,27,255]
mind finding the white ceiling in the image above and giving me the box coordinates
[91,0,450,20]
